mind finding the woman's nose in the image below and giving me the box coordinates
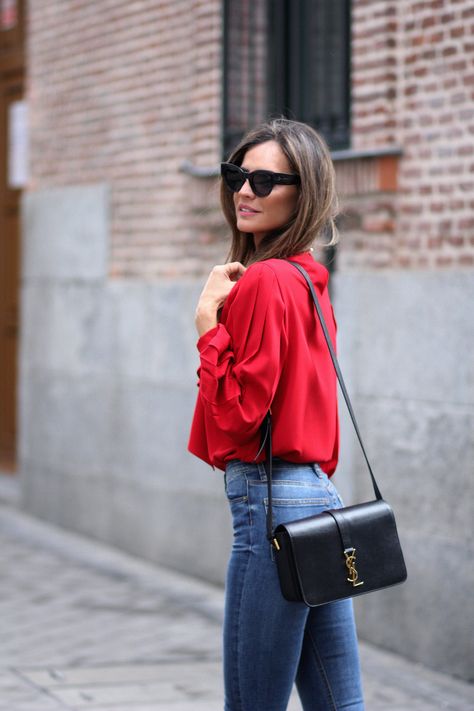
[238,178,255,198]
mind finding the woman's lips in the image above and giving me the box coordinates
[238,204,260,215]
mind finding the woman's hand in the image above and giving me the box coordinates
[195,262,247,337]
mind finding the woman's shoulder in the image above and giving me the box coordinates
[226,252,329,313]
[247,252,329,290]
[222,260,282,319]
[228,260,278,304]
[241,259,278,283]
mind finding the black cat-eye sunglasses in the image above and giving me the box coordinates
[221,162,300,198]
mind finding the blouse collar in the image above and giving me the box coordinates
[285,251,330,289]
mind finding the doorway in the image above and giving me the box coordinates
[0,0,24,474]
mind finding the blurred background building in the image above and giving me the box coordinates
[0,0,472,683]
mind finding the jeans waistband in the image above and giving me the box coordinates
[225,457,325,485]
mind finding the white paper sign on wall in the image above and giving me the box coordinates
[8,100,28,189]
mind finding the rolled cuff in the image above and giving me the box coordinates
[197,324,232,362]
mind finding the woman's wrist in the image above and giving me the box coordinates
[195,301,218,337]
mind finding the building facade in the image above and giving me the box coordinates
[0,0,472,681]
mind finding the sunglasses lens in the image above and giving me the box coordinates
[251,172,273,197]
[223,165,245,192]
[221,164,277,197]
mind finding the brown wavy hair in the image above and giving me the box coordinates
[222,118,339,266]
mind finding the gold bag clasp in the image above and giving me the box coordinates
[344,547,364,587]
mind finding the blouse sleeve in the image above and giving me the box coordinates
[196,263,287,444]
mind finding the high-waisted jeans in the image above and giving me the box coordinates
[223,458,365,711]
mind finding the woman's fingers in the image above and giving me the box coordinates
[226,262,247,281]
[213,261,246,282]
[195,262,247,334]
[199,261,246,308]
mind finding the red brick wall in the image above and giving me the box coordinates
[352,0,398,148]
[27,0,225,278]
[26,0,474,277]
[340,0,474,270]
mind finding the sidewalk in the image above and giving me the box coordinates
[0,495,473,711]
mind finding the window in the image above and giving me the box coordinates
[223,0,351,155]
[222,0,269,157]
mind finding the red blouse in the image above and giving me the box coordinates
[188,251,339,476]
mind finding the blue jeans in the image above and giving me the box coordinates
[223,458,365,711]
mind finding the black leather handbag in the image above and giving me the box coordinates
[262,260,407,607]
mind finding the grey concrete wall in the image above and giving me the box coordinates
[19,184,232,586]
[332,271,474,682]
[20,184,474,680]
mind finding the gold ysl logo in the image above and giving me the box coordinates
[344,548,364,587]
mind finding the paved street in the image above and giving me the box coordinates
[0,491,473,711]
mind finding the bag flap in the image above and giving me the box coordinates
[275,499,407,606]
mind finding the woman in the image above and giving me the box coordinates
[188,119,365,711]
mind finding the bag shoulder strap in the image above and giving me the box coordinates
[262,260,383,546]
